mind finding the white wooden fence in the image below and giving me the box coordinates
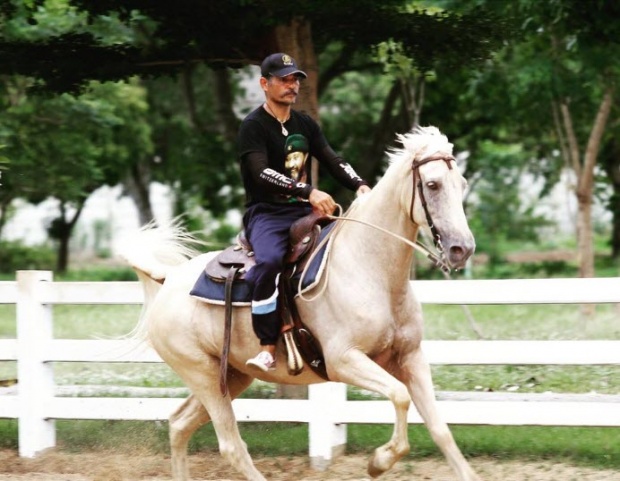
[1,270,619,467]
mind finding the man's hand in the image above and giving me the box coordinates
[309,188,336,216]
[356,185,372,196]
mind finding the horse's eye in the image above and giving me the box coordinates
[426,181,439,190]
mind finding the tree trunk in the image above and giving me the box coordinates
[572,87,614,316]
[57,230,70,273]
[123,159,154,226]
[270,18,320,400]
[359,80,404,182]
[274,19,320,188]
[559,87,613,275]
[612,201,620,259]
[181,65,206,133]
[601,137,620,259]
[213,69,241,144]
[54,201,85,273]
[576,87,615,277]
[0,201,7,238]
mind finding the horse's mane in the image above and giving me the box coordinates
[387,126,454,166]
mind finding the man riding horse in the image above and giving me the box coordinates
[238,52,371,372]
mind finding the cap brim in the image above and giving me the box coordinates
[270,67,307,79]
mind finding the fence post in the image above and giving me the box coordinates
[16,270,56,457]
[308,382,347,470]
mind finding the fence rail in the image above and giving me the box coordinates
[1,271,619,465]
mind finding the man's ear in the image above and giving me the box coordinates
[259,76,269,92]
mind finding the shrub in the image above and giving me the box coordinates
[0,241,55,273]
[58,267,138,281]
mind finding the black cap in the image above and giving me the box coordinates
[260,53,307,79]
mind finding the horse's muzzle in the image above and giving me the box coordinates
[447,240,475,270]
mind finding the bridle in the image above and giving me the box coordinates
[298,151,480,335]
[298,153,458,301]
[409,153,456,256]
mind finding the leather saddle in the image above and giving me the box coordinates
[205,211,333,283]
[205,211,333,393]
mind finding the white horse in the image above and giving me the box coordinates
[119,126,479,481]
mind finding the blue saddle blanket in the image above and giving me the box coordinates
[190,223,334,306]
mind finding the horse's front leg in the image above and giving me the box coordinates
[401,347,483,481]
[329,348,411,477]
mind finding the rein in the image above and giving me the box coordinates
[297,207,450,302]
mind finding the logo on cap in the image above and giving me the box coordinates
[282,54,293,66]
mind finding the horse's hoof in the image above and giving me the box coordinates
[367,446,394,478]
[367,458,385,478]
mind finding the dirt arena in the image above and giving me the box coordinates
[1,450,619,481]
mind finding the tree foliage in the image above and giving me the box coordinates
[0,0,506,94]
[4,0,618,279]
[433,0,620,275]
[0,79,153,271]
[0,0,508,228]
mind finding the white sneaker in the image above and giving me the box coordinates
[245,351,276,372]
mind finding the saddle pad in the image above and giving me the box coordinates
[190,222,335,306]
[190,273,253,306]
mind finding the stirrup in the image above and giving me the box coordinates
[283,329,304,375]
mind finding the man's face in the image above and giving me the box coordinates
[262,74,301,105]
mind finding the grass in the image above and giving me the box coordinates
[1,273,620,471]
[2,303,618,393]
[349,425,620,469]
[0,419,618,471]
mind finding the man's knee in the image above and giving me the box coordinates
[261,255,284,273]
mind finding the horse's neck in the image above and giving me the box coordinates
[334,174,417,286]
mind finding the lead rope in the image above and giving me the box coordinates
[297,203,450,303]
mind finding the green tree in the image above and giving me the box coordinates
[0,0,506,214]
[426,0,619,281]
[525,1,617,281]
[142,66,243,222]
[0,0,510,283]
[0,0,155,271]
[0,1,504,92]
[0,80,153,272]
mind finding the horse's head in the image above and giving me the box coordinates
[395,126,475,270]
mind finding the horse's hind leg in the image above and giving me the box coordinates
[169,369,254,481]
[403,348,482,481]
[171,360,265,481]
[170,394,209,481]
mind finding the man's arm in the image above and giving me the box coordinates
[242,151,314,199]
[315,144,370,192]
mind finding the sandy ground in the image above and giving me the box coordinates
[1,450,619,481]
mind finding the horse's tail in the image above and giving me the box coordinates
[115,219,203,342]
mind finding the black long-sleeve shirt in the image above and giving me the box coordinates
[237,106,368,206]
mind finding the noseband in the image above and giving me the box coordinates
[409,153,456,254]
